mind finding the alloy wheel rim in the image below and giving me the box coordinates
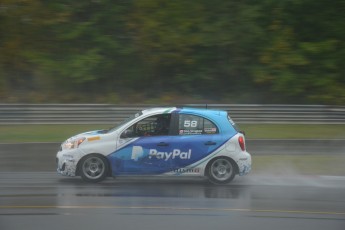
[210,159,233,181]
[82,157,105,179]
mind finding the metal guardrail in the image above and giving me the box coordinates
[0,104,345,124]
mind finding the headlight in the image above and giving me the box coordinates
[63,137,85,150]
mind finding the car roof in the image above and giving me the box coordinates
[141,107,177,115]
[141,107,227,118]
[180,107,223,115]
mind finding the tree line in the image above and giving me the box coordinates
[0,0,344,104]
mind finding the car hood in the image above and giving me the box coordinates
[67,129,107,141]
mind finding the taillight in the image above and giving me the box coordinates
[238,136,245,151]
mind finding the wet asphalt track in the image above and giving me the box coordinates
[1,142,345,229]
[1,172,345,230]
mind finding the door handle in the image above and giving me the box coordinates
[204,141,216,145]
[157,142,169,146]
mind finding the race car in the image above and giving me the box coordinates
[56,107,251,184]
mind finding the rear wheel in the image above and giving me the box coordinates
[207,157,236,185]
[80,154,109,183]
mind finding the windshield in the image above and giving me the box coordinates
[107,111,143,133]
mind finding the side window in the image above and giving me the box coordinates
[121,114,171,138]
[178,114,218,135]
[203,119,218,134]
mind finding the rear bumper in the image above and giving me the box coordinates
[236,151,252,176]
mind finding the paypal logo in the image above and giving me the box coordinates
[131,146,144,161]
[148,149,191,161]
[131,146,192,161]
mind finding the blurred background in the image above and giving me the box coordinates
[0,0,345,173]
[0,0,344,104]
[0,0,345,165]
[1,2,345,229]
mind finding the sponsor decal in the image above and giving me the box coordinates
[87,136,100,141]
[204,127,217,134]
[173,168,200,173]
[149,149,192,161]
[179,129,202,135]
[62,154,74,159]
[130,146,192,161]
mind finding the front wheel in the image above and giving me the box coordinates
[207,157,236,185]
[80,154,109,183]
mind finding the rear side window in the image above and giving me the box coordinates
[178,114,218,135]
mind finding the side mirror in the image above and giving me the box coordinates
[120,129,134,138]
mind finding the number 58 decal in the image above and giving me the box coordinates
[184,120,198,128]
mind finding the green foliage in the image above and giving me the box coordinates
[0,0,343,104]
[253,0,345,104]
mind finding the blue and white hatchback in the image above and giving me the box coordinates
[56,107,251,184]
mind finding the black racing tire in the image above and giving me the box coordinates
[207,157,236,185]
[79,154,109,183]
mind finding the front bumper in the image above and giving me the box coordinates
[56,149,82,177]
